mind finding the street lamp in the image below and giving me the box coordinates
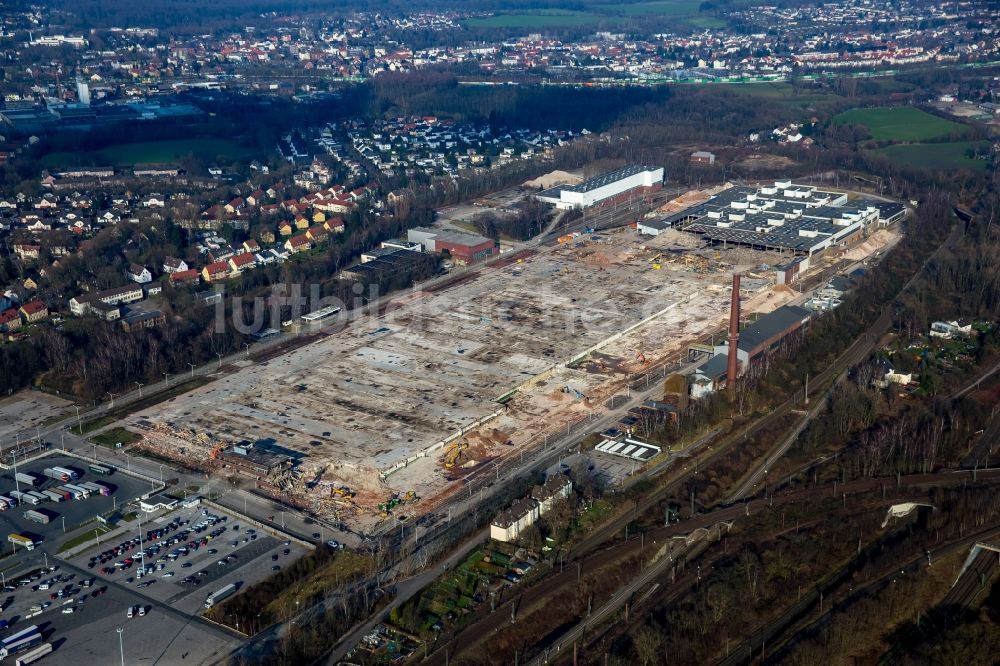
[75,405,82,433]
[243,343,250,358]
[163,372,170,387]
[216,352,223,369]
[188,363,196,378]
[117,627,125,666]
[107,392,116,409]
[135,381,143,398]
[159,465,164,484]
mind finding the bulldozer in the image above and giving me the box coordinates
[334,486,355,499]
[636,351,651,367]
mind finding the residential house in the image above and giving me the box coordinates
[18,300,48,323]
[128,264,153,284]
[14,244,41,260]
[120,309,166,332]
[0,309,22,332]
[242,239,260,254]
[225,197,246,214]
[247,190,265,207]
[228,253,257,273]
[168,269,201,286]
[306,225,329,244]
[324,217,346,233]
[162,257,188,274]
[294,215,309,230]
[284,235,312,253]
[202,261,231,282]
[278,221,294,236]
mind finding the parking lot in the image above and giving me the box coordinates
[0,455,152,546]
[0,501,308,664]
[66,502,309,619]
[0,558,240,664]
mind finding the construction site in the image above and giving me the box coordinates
[119,181,898,533]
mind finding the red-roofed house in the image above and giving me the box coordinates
[306,225,329,243]
[0,309,21,332]
[18,300,48,323]
[284,235,312,253]
[228,253,257,273]
[324,217,346,233]
[169,269,201,286]
[202,261,231,282]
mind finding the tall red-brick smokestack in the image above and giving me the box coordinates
[727,273,740,394]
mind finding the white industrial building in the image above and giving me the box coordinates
[535,165,664,210]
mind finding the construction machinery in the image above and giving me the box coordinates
[334,486,355,499]
[563,385,587,401]
[444,440,469,468]
[209,444,225,460]
[636,351,650,367]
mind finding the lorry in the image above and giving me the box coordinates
[25,491,48,504]
[8,491,25,505]
[13,473,40,487]
[88,463,114,476]
[80,481,109,497]
[63,484,89,499]
[204,583,237,609]
[0,625,42,660]
[18,494,40,506]
[50,466,78,481]
[7,534,38,551]
[52,487,72,501]
[23,510,50,525]
[14,642,52,665]
[41,490,64,503]
[42,468,70,483]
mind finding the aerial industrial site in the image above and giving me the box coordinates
[122,178,900,533]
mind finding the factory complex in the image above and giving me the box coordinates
[115,173,902,532]
[642,180,905,256]
[534,165,664,210]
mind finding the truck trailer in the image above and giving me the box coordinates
[14,642,52,665]
[13,473,40,487]
[204,583,237,609]
[50,466,78,481]
[23,510,50,525]
[42,468,69,483]
[0,625,42,659]
[25,491,48,504]
[41,490,64,503]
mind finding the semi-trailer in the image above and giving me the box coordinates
[63,484,89,499]
[8,490,25,504]
[204,583,237,609]
[53,487,72,501]
[25,491,48,504]
[19,494,40,506]
[14,642,52,665]
[41,490,63,503]
[13,473,40,487]
[42,468,69,483]
[79,481,108,496]
[50,467,78,481]
[22,510,50,525]
[0,625,42,659]
[88,463,114,476]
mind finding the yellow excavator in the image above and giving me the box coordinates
[444,440,469,468]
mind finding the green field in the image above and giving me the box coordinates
[833,107,966,142]
[465,11,624,27]
[871,141,989,172]
[595,0,704,15]
[40,139,256,167]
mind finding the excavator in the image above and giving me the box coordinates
[636,351,651,367]
[563,385,587,401]
[444,440,469,468]
[209,443,225,459]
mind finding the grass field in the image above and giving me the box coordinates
[594,0,704,15]
[40,139,256,167]
[833,107,966,142]
[727,82,839,109]
[870,141,989,171]
[465,11,624,27]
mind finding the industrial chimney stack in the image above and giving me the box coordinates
[727,273,740,394]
